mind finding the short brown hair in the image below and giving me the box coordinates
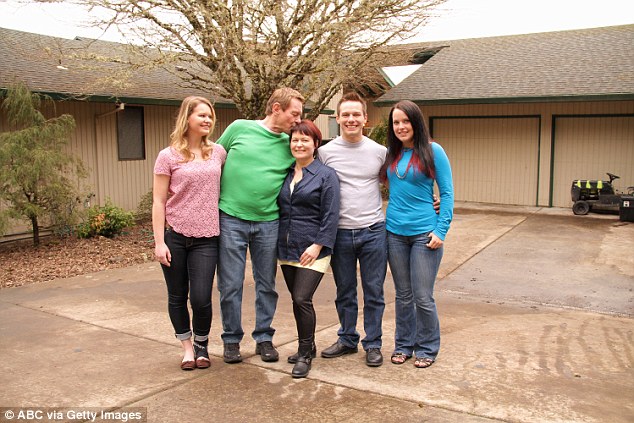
[265,87,305,115]
[336,92,367,115]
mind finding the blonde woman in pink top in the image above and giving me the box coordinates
[152,96,226,371]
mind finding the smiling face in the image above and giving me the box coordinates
[290,131,316,163]
[187,103,214,139]
[391,108,414,148]
[336,100,367,142]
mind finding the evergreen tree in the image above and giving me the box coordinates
[0,82,86,245]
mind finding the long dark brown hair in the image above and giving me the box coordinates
[383,100,435,181]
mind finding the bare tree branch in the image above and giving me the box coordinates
[44,0,446,119]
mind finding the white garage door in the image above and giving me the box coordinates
[552,115,634,208]
[432,117,540,206]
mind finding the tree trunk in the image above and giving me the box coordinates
[30,215,40,246]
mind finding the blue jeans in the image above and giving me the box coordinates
[387,231,443,359]
[161,229,218,341]
[217,211,279,343]
[330,221,387,350]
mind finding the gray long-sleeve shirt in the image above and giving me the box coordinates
[317,136,387,229]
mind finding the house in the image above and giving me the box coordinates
[373,25,634,208]
[0,27,336,239]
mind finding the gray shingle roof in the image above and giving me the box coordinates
[0,27,233,106]
[376,25,634,105]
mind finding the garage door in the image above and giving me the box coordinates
[431,117,540,206]
[552,115,634,208]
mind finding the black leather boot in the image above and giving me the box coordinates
[291,354,312,378]
[287,344,317,364]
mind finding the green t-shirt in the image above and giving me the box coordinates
[217,119,294,221]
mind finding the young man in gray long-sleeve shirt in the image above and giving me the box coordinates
[317,92,387,367]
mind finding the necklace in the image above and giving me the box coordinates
[395,149,412,180]
[395,164,409,180]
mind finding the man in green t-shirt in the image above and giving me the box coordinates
[217,88,305,364]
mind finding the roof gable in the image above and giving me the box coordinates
[376,25,634,105]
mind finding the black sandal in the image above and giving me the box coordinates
[414,357,434,368]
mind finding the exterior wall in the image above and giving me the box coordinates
[0,95,340,239]
[0,99,242,238]
[366,100,389,133]
[314,91,341,141]
[372,100,634,208]
[5,95,630,238]
[57,101,241,211]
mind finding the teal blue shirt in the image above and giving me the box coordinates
[386,142,454,240]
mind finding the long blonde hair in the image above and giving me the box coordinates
[170,96,216,161]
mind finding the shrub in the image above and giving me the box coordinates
[369,116,389,146]
[380,184,389,201]
[135,189,153,222]
[51,192,95,237]
[77,200,135,238]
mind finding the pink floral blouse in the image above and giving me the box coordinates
[153,145,226,237]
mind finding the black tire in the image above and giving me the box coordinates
[572,201,590,215]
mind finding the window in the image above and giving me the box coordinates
[328,116,339,140]
[116,106,145,160]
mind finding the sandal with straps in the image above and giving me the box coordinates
[390,352,411,365]
[414,357,435,369]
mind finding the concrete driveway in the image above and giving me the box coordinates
[0,203,632,423]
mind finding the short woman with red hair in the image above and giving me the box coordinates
[277,119,340,378]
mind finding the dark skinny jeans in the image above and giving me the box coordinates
[161,228,218,341]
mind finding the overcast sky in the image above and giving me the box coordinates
[0,0,633,42]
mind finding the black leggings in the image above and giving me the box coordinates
[281,265,325,355]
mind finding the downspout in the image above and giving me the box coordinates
[93,103,125,205]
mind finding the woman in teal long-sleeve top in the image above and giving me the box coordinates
[383,100,454,369]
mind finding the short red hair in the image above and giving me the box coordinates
[290,119,322,149]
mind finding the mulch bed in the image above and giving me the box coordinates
[0,221,155,289]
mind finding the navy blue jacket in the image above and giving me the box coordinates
[277,159,340,262]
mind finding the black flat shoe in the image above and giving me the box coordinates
[366,348,383,367]
[291,356,312,378]
[321,341,358,358]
